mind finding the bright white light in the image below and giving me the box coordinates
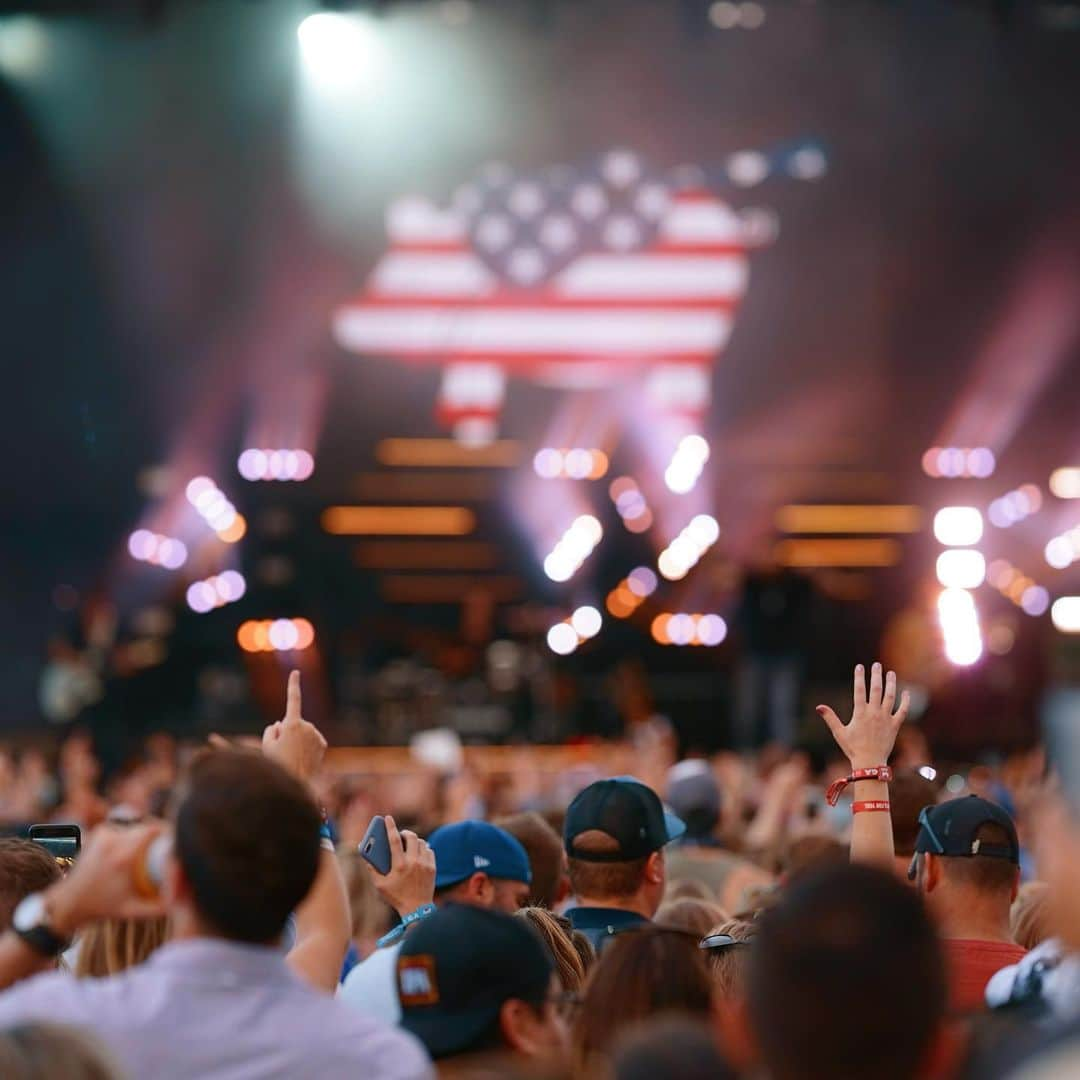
[938,587,976,620]
[1021,586,1049,617]
[547,622,579,655]
[668,614,696,646]
[688,514,720,547]
[575,516,603,546]
[297,13,383,94]
[571,606,603,639]
[157,539,188,571]
[938,448,967,478]
[216,571,246,602]
[936,549,986,589]
[696,614,727,646]
[627,567,658,597]
[533,448,563,479]
[727,151,769,187]
[658,550,688,581]
[543,554,574,583]
[238,449,266,481]
[294,450,315,481]
[187,583,216,614]
[186,477,214,503]
[918,766,938,782]
[601,150,642,189]
[0,17,48,79]
[1050,468,1080,499]
[1046,535,1076,570]
[944,627,983,666]
[128,530,157,561]
[269,618,300,651]
[564,449,594,480]
[543,517,602,582]
[933,507,983,546]
[938,588,983,666]
[1051,598,1080,633]
[664,435,710,494]
[967,448,996,478]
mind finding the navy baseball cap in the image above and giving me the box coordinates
[913,795,1019,863]
[564,776,686,862]
[428,821,532,890]
[398,904,553,1060]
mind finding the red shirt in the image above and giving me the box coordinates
[943,939,1027,1014]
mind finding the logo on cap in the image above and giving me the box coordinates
[398,956,440,1006]
[474,855,491,868]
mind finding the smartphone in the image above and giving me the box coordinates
[359,815,401,876]
[28,823,81,863]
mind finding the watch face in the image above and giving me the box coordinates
[13,893,46,933]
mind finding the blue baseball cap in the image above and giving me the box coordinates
[428,821,532,890]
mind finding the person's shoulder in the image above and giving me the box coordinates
[0,970,96,1026]
[318,999,432,1078]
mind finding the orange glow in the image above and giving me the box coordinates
[774,539,902,568]
[651,614,672,644]
[587,451,610,479]
[252,621,271,651]
[625,509,653,533]
[322,506,476,536]
[775,505,922,534]
[293,618,315,650]
[375,438,520,468]
[237,621,260,653]
[217,514,247,544]
[606,585,639,619]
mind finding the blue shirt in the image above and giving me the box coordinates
[566,906,650,951]
[0,938,431,1080]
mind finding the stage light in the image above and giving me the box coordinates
[239,449,316,482]
[1050,468,1080,499]
[668,614,696,645]
[651,614,672,644]
[1020,586,1050,617]
[1045,526,1080,570]
[607,588,637,619]
[936,550,986,590]
[547,622,578,656]
[988,484,1041,528]
[933,507,983,546]
[187,571,247,614]
[925,447,995,480]
[128,530,157,561]
[543,516,603,583]
[533,448,563,479]
[775,539,901,568]
[216,515,247,544]
[696,614,728,646]
[297,12,383,94]
[658,515,720,580]
[937,588,983,666]
[627,566,658,598]
[0,16,47,80]
[918,766,938,782]
[1052,597,1080,634]
[238,618,316,653]
[564,449,593,480]
[571,606,602,639]
[776,505,922,534]
[269,619,300,651]
[129,530,188,569]
[664,435,710,495]
[922,448,943,478]
[322,506,476,536]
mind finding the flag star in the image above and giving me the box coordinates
[570,183,608,221]
[476,214,514,251]
[538,214,577,253]
[634,183,670,220]
[603,215,641,251]
[508,182,545,219]
[507,246,546,284]
[727,151,770,187]
[601,150,641,189]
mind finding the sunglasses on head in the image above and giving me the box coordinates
[907,805,947,881]
[699,933,751,952]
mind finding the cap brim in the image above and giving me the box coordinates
[402,1000,502,1059]
[663,808,687,844]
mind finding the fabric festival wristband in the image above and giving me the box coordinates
[826,766,893,806]
[377,903,437,949]
[852,800,891,814]
[318,821,334,851]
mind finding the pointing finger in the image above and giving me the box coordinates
[284,670,302,725]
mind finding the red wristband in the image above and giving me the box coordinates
[852,800,891,814]
[826,766,893,806]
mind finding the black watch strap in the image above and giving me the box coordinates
[15,923,69,959]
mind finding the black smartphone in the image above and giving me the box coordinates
[359,815,400,876]
[28,823,81,863]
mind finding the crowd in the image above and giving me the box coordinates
[0,662,1074,1078]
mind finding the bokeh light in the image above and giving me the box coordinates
[936,549,986,590]
[933,507,983,546]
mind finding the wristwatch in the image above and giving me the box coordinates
[12,892,71,958]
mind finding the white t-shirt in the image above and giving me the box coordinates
[338,943,403,1026]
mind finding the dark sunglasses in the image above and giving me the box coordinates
[699,933,751,952]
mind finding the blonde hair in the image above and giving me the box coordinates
[516,906,588,991]
[75,916,168,979]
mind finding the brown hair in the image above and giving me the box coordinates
[655,898,727,938]
[1011,882,1051,951]
[0,1022,122,1079]
[939,823,1019,895]
[573,927,713,1069]
[567,831,648,901]
[665,879,714,902]
[0,840,62,933]
[704,918,756,1000]
[889,771,939,856]
[174,751,321,944]
[74,917,168,978]
[497,812,566,909]
[516,907,587,992]
[781,835,848,883]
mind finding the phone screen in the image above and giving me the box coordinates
[32,836,79,860]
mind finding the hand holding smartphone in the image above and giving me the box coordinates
[360,815,403,876]
[28,823,81,864]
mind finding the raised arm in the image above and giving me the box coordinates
[263,671,351,994]
[818,662,910,870]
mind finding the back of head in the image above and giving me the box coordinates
[655,897,726,938]
[780,835,847,883]
[574,927,713,1067]
[748,863,945,1080]
[516,907,586,992]
[74,916,168,978]
[703,918,756,1000]
[665,760,721,841]
[612,1017,734,1080]
[174,751,320,944]
[0,1022,122,1080]
[0,839,62,933]
[497,813,565,909]
[938,822,1019,896]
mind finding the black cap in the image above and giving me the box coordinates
[397,905,553,1060]
[913,795,1019,863]
[564,776,686,863]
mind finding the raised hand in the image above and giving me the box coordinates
[366,815,436,919]
[817,662,910,770]
[262,670,327,784]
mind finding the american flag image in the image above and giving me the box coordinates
[334,147,820,442]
